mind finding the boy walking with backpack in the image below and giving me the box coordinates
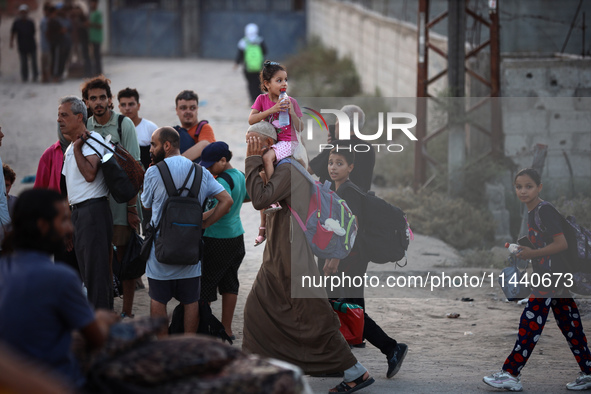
[323,147,408,379]
[199,141,249,340]
[142,127,232,336]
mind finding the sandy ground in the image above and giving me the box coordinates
[2,51,591,393]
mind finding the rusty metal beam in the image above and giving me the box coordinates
[427,10,448,29]
[466,39,490,59]
[428,42,448,59]
[466,67,492,88]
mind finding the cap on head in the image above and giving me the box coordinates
[18,4,29,11]
[246,121,277,142]
[199,141,230,169]
[245,23,258,41]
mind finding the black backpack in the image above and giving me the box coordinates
[154,161,204,265]
[340,183,411,266]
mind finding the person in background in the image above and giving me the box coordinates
[55,3,72,81]
[142,127,231,336]
[483,168,591,392]
[10,4,38,82]
[70,4,92,78]
[117,87,158,171]
[40,2,53,83]
[59,95,113,309]
[0,126,11,248]
[46,4,64,83]
[173,90,216,162]
[234,23,267,102]
[308,105,375,193]
[118,87,158,232]
[3,164,17,218]
[243,125,375,393]
[199,141,248,340]
[34,126,80,276]
[88,0,103,75]
[0,164,16,246]
[322,147,408,380]
[0,189,118,390]
[82,75,141,318]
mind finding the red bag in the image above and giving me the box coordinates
[332,301,364,345]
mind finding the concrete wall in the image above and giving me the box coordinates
[502,57,591,198]
[308,0,448,97]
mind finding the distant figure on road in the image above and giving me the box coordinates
[88,0,103,75]
[10,4,38,82]
[234,23,267,102]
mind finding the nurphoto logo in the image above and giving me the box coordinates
[303,107,418,153]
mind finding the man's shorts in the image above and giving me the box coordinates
[112,225,132,248]
[148,277,201,305]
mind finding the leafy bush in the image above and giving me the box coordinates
[460,249,506,269]
[284,36,361,97]
[380,188,495,250]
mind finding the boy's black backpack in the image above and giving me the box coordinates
[340,183,411,266]
[154,161,203,265]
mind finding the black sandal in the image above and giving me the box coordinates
[328,373,375,393]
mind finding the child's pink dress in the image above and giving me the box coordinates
[252,93,303,161]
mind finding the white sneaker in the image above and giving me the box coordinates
[567,372,591,391]
[483,371,523,392]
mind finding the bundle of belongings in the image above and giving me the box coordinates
[73,316,311,393]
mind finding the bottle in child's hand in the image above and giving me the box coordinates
[505,242,520,254]
[278,88,290,127]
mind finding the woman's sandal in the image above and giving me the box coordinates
[328,372,375,393]
[254,227,266,247]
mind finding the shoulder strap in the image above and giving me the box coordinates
[534,200,562,234]
[156,161,182,197]
[194,120,209,138]
[84,134,118,159]
[188,164,203,198]
[216,171,234,191]
[117,114,124,142]
[83,137,104,159]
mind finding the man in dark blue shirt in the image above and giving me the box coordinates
[10,4,38,82]
[0,189,117,388]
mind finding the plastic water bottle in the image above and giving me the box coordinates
[278,89,290,127]
[505,242,520,254]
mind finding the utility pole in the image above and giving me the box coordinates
[414,0,429,192]
[447,0,466,197]
[414,0,503,192]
